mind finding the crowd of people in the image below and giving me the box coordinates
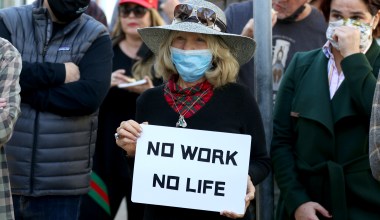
[0,0,380,219]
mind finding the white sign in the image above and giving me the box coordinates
[131,124,252,214]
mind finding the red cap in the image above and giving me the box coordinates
[118,0,158,9]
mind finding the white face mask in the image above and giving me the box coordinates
[326,18,373,52]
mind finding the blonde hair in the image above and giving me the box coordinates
[155,31,240,88]
[111,8,165,80]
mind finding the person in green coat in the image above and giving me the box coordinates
[271,0,380,219]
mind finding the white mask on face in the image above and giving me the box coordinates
[326,18,374,52]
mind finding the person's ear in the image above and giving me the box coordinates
[373,10,380,30]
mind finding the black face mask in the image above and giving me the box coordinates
[277,4,306,24]
[47,0,90,23]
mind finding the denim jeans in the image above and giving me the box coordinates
[13,195,81,220]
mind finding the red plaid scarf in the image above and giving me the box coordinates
[164,77,213,118]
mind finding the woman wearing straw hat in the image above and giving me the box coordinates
[115,0,271,219]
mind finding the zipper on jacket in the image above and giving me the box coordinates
[42,13,51,61]
[42,44,48,59]
[30,111,40,194]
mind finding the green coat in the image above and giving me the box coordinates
[271,42,380,220]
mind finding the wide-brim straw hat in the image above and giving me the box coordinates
[137,0,255,65]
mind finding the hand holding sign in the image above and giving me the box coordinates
[220,176,255,218]
[115,120,144,156]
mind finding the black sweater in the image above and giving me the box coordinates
[135,83,271,220]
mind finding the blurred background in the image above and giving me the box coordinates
[1,0,247,27]
[0,0,250,219]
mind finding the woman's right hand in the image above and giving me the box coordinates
[294,201,332,220]
[332,25,361,57]
[115,120,143,156]
[111,69,137,87]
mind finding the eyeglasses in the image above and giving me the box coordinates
[173,4,226,32]
[119,5,148,18]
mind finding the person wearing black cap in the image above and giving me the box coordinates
[0,0,113,219]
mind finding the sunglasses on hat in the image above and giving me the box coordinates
[119,5,149,18]
[173,4,226,32]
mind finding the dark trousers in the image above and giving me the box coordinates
[13,195,81,220]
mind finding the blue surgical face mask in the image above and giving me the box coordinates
[170,47,213,82]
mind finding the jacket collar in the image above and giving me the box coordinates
[291,51,334,134]
[365,39,380,65]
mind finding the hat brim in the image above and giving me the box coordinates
[138,22,256,65]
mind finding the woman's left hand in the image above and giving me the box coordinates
[333,25,361,57]
[220,175,255,219]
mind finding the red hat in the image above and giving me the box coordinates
[119,0,158,9]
